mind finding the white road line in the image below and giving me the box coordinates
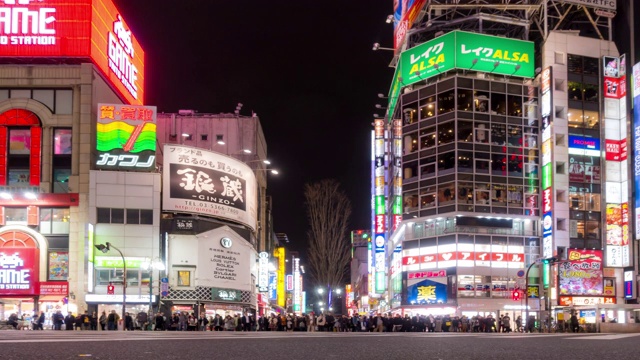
[566,334,640,340]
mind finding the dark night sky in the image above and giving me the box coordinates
[113,1,394,258]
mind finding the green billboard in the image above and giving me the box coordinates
[386,31,535,120]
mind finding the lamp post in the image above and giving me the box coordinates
[95,242,126,331]
[142,258,165,318]
[525,257,558,331]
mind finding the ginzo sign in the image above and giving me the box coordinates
[0,247,38,295]
[0,0,145,106]
[162,145,258,231]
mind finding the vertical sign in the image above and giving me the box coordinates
[258,252,269,293]
[293,257,301,314]
[633,62,640,240]
[373,119,387,294]
[392,119,403,231]
[603,55,630,267]
[540,67,554,260]
[275,247,286,308]
[369,130,375,297]
[624,270,633,299]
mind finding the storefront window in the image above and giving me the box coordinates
[177,270,191,287]
[508,186,523,206]
[404,191,419,212]
[474,123,489,143]
[458,183,474,204]
[420,190,436,209]
[39,208,70,234]
[475,184,490,205]
[491,124,506,145]
[438,183,455,205]
[492,185,507,206]
[474,91,490,112]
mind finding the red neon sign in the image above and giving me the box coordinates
[0,247,39,296]
[0,0,145,105]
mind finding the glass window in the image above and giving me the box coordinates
[508,154,523,175]
[508,95,522,116]
[524,127,538,148]
[438,90,455,114]
[54,128,72,155]
[438,122,455,145]
[438,152,455,173]
[140,209,153,225]
[507,186,523,205]
[126,209,140,224]
[458,151,473,172]
[97,208,110,223]
[404,191,419,212]
[476,159,490,174]
[419,96,436,119]
[177,270,191,287]
[474,91,490,112]
[8,169,30,187]
[403,161,418,180]
[438,183,455,205]
[475,183,490,205]
[404,132,418,153]
[492,154,507,174]
[40,208,70,234]
[458,183,474,204]
[583,110,599,129]
[583,83,599,103]
[474,123,489,143]
[420,191,436,209]
[568,109,583,127]
[491,124,506,145]
[53,168,70,193]
[458,89,473,111]
[583,57,599,75]
[491,93,506,115]
[420,127,436,149]
[492,185,507,205]
[5,207,27,224]
[111,208,124,224]
[420,163,436,178]
[458,121,473,143]
[507,125,522,147]
[568,81,583,101]
[9,128,31,155]
[568,54,583,73]
[403,105,418,125]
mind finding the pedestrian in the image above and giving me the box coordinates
[53,311,63,330]
[570,312,579,333]
[124,312,133,331]
[502,314,511,333]
[90,311,98,330]
[99,311,107,331]
[64,313,75,330]
[136,312,148,331]
[37,311,46,330]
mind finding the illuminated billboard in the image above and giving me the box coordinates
[0,0,145,105]
[633,61,640,240]
[393,0,426,51]
[96,103,156,171]
[162,145,258,231]
[387,31,534,119]
[373,119,386,294]
[558,249,603,296]
[0,247,40,296]
[603,55,630,267]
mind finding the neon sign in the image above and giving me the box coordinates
[0,247,38,294]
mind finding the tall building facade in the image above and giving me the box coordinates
[379,0,640,326]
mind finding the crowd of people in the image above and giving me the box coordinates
[4,310,548,334]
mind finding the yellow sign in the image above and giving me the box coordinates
[417,285,437,302]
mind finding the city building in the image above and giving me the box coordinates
[0,0,151,320]
[378,0,640,327]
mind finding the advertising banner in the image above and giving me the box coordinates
[96,103,157,171]
[393,0,426,51]
[0,247,39,295]
[48,251,68,281]
[196,234,253,291]
[558,249,603,296]
[406,278,447,305]
[0,0,145,105]
[39,281,69,295]
[633,62,640,240]
[162,145,257,231]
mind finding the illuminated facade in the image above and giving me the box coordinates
[0,0,150,319]
[382,0,640,323]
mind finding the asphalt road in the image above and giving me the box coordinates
[1,330,639,360]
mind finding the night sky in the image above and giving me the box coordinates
[113,1,394,258]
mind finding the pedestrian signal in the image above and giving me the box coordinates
[107,284,115,295]
[512,290,520,301]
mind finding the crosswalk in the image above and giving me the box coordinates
[1,330,639,343]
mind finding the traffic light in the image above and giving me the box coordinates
[512,290,521,301]
[107,283,115,295]
[541,257,558,264]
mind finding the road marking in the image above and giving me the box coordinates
[566,334,640,340]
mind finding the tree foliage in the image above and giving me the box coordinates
[305,179,352,290]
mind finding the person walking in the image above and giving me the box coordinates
[37,311,45,330]
[99,311,107,331]
[570,312,580,333]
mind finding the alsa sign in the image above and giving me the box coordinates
[0,0,145,106]
[0,247,38,295]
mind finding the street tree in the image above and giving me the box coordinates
[304,179,352,295]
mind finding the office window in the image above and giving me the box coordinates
[126,209,153,225]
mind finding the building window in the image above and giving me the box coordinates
[39,208,70,234]
[177,270,191,287]
[53,128,72,155]
[4,207,27,224]
[126,209,153,225]
[97,208,124,224]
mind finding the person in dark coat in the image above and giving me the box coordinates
[124,312,133,331]
[37,311,46,330]
[64,313,75,330]
[154,312,165,331]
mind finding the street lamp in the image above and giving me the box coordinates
[525,256,558,331]
[95,242,126,331]
[142,258,165,318]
